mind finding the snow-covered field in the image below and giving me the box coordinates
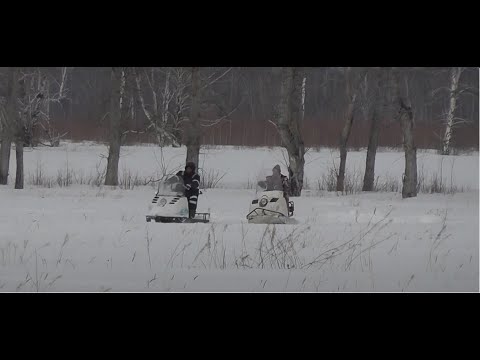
[8,141,480,191]
[0,142,478,292]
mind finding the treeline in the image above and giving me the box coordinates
[40,67,478,149]
[0,67,478,196]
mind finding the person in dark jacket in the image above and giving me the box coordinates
[270,164,290,205]
[173,162,201,219]
[259,164,290,205]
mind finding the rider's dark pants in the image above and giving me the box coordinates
[187,194,198,218]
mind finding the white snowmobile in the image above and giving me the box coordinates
[246,171,294,224]
[146,178,210,223]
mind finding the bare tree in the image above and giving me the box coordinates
[170,67,190,145]
[301,75,306,122]
[105,67,132,186]
[134,67,238,167]
[14,138,24,189]
[0,133,10,184]
[199,68,242,130]
[37,67,71,147]
[185,67,201,166]
[275,67,305,196]
[0,104,10,184]
[362,68,386,191]
[0,67,42,189]
[392,68,417,198]
[133,67,181,147]
[429,67,468,155]
[184,67,237,165]
[0,68,17,185]
[428,67,479,154]
[10,67,72,149]
[441,67,464,155]
[7,67,474,150]
[336,67,365,192]
[15,68,43,189]
[2,67,33,190]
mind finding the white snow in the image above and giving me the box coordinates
[0,142,478,292]
[7,142,479,191]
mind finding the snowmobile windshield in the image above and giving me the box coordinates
[255,168,284,193]
[156,178,185,195]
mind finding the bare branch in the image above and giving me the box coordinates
[200,106,239,127]
[451,117,473,125]
[431,86,451,97]
[201,68,233,90]
[268,119,278,129]
[134,70,154,122]
[122,129,147,136]
[457,87,479,96]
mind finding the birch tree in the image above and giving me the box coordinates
[170,67,190,145]
[105,67,133,186]
[430,67,477,155]
[441,67,464,155]
[133,67,181,147]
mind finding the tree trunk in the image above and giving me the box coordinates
[161,70,171,146]
[0,137,12,184]
[301,76,306,123]
[105,137,121,186]
[288,152,305,197]
[336,67,357,192]
[442,67,463,155]
[276,67,305,197]
[14,140,24,189]
[401,114,417,198]
[393,70,417,198]
[185,67,201,167]
[362,110,379,191]
[1,67,19,185]
[336,109,354,192]
[105,67,127,186]
[186,142,200,168]
[362,69,383,192]
[133,69,159,146]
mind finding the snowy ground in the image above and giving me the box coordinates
[9,141,479,191]
[0,142,478,292]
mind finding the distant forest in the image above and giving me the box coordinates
[3,67,479,149]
